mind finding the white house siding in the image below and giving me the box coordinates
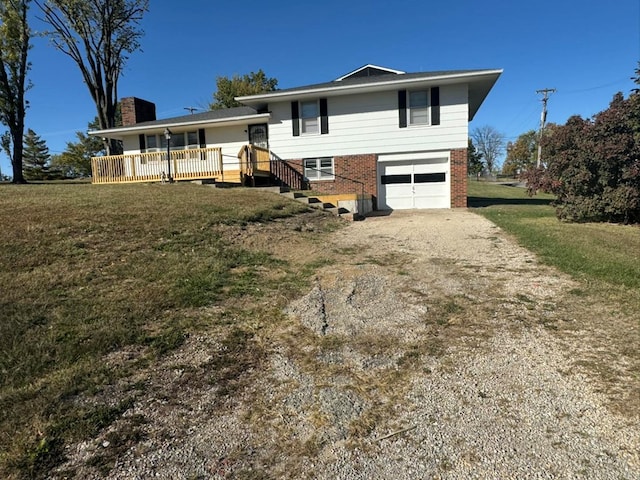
[267,83,469,160]
[203,124,247,171]
[122,136,141,153]
[120,124,249,174]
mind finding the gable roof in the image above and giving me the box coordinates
[90,106,269,139]
[335,64,406,81]
[91,65,503,139]
[236,68,502,121]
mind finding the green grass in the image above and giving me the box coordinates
[468,181,640,291]
[0,183,339,479]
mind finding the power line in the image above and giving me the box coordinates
[562,77,630,95]
[536,88,556,167]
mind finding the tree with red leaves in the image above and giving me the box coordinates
[524,65,640,224]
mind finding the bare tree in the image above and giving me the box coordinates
[0,0,31,183]
[471,125,505,175]
[36,0,148,155]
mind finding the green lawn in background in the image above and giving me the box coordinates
[468,180,640,291]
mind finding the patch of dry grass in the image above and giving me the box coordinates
[0,183,342,478]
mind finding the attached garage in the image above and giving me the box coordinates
[377,156,450,210]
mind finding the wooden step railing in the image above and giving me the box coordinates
[238,145,271,180]
[238,145,307,190]
[92,144,308,190]
[269,152,308,190]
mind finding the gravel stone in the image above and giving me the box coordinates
[52,209,639,479]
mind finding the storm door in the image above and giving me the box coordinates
[248,123,269,149]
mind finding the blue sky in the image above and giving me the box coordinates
[2,0,638,176]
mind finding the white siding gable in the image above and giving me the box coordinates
[268,83,469,159]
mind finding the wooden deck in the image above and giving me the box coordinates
[91,145,273,185]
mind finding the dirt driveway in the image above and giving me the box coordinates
[60,209,639,479]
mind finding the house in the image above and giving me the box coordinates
[89,64,502,210]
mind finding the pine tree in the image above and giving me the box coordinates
[22,128,51,180]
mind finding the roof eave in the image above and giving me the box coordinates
[89,113,271,139]
[468,71,503,121]
[236,70,503,106]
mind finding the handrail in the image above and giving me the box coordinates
[239,148,366,211]
[268,151,307,191]
[238,145,272,185]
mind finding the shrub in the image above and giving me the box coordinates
[525,83,640,224]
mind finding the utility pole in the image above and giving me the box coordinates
[536,88,556,167]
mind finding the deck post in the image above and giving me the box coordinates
[164,128,174,183]
[130,155,136,179]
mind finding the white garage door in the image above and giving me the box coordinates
[378,158,450,209]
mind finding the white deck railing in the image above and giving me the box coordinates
[91,147,223,184]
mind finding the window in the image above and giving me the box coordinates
[399,88,439,128]
[381,174,411,184]
[300,101,319,134]
[303,157,334,181]
[415,172,446,183]
[292,98,328,136]
[145,134,158,151]
[187,131,199,148]
[144,131,198,152]
[381,172,446,185]
[408,90,429,125]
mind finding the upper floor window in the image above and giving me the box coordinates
[300,100,319,134]
[292,98,329,136]
[398,87,440,128]
[408,90,429,125]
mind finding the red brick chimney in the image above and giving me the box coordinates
[120,97,156,126]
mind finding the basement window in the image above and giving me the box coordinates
[304,157,334,181]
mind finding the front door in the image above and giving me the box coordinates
[248,123,269,149]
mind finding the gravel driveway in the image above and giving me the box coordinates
[306,209,639,479]
[58,209,639,479]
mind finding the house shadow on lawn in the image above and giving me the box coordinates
[468,196,553,208]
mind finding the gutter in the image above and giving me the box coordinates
[89,113,271,137]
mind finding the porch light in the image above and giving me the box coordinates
[164,128,173,183]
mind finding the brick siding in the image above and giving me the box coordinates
[283,154,378,206]
[282,150,467,209]
[120,97,156,126]
[450,148,468,208]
